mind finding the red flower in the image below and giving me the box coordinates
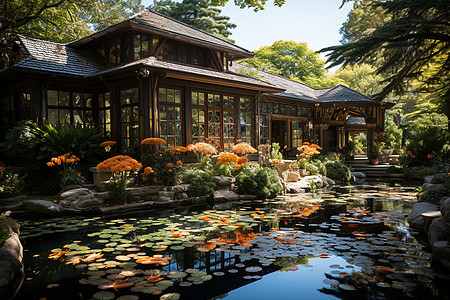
[409,151,416,158]
[427,154,433,159]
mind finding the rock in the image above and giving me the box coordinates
[76,198,104,209]
[0,213,24,299]
[213,202,234,210]
[60,185,82,193]
[60,188,90,201]
[428,216,448,245]
[213,189,239,202]
[140,185,164,195]
[176,193,189,200]
[424,175,434,184]
[166,185,190,192]
[239,194,258,200]
[93,192,112,200]
[212,176,234,188]
[322,176,336,186]
[432,241,450,271]
[350,175,357,183]
[304,175,324,188]
[352,172,366,179]
[0,195,27,206]
[158,196,173,202]
[286,171,300,182]
[407,202,439,229]
[440,197,450,215]
[422,183,444,191]
[22,200,64,215]
[158,191,175,199]
[127,188,142,197]
[286,181,308,194]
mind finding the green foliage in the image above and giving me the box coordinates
[310,159,326,176]
[0,163,24,198]
[304,162,319,176]
[0,229,10,246]
[0,120,38,159]
[388,165,404,174]
[151,0,236,41]
[106,177,131,205]
[243,40,336,88]
[403,166,443,179]
[209,0,286,11]
[269,143,283,160]
[198,156,214,171]
[324,161,351,182]
[431,173,450,184]
[32,122,106,163]
[210,163,233,177]
[418,188,449,205]
[399,127,450,167]
[182,169,216,196]
[141,151,184,186]
[235,167,282,198]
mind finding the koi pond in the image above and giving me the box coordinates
[15,183,450,300]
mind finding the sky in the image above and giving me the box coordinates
[141,0,353,67]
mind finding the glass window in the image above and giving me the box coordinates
[141,34,149,58]
[223,110,234,151]
[292,120,303,148]
[134,34,141,61]
[159,88,183,147]
[259,114,269,145]
[99,92,111,134]
[47,90,94,126]
[208,94,220,108]
[120,88,140,155]
[240,97,252,144]
[1,95,15,138]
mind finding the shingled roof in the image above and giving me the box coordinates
[230,63,378,104]
[11,35,103,77]
[69,10,253,60]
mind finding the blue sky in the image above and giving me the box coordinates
[142,0,352,53]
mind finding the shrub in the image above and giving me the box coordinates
[311,159,326,176]
[305,162,319,175]
[0,120,38,159]
[47,153,83,188]
[400,127,450,167]
[431,173,450,184]
[269,143,283,160]
[235,167,282,198]
[32,122,106,163]
[418,188,449,204]
[183,170,216,197]
[141,151,184,186]
[324,161,351,182]
[0,162,24,198]
[388,165,404,174]
[0,229,9,246]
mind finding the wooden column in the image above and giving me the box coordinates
[367,127,374,156]
[184,86,191,145]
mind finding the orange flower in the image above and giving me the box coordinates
[189,142,216,156]
[168,169,173,172]
[176,160,183,166]
[217,153,239,165]
[166,163,173,168]
[97,155,142,172]
[100,141,117,147]
[144,167,153,175]
[237,157,248,165]
[169,146,187,153]
[47,162,55,167]
[141,138,167,145]
[186,144,196,151]
[232,142,257,154]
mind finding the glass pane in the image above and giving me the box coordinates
[73,93,82,107]
[175,107,181,121]
[141,34,148,58]
[134,34,141,60]
[192,124,198,136]
[48,90,58,106]
[167,89,173,103]
[105,110,110,123]
[161,122,167,135]
[199,110,205,122]
[59,91,70,106]
[167,108,175,121]
[48,108,58,124]
[192,92,198,106]
[61,109,70,125]
[104,93,110,107]
[74,110,82,124]
[176,137,182,146]
[199,93,204,106]
[86,96,93,108]
[159,88,166,102]
[133,106,139,122]
[192,109,198,121]
[174,89,181,104]
[160,107,167,120]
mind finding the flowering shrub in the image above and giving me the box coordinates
[232,142,257,155]
[100,141,117,152]
[97,155,142,204]
[0,162,24,198]
[141,138,167,145]
[182,169,216,196]
[217,153,239,165]
[47,153,83,187]
[296,142,321,171]
[141,151,184,186]
[235,167,282,198]
[186,142,216,157]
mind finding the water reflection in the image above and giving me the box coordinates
[15,183,450,300]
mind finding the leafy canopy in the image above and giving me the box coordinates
[243,40,336,87]
[150,0,236,41]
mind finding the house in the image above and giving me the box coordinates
[0,10,390,156]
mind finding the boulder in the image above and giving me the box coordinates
[158,191,175,199]
[22,200,64,215]
[428,216,448,245]
[286,171,301,182]
[407,202,439,229]
[440,197,450,215]
[424,175,434,184]
[76,198,104,209]
[140,185,164,195]
[166,185,190,193]
[322,176,336,186]
[304,175,324,188]
[213,189,239,202]
[0,195,27,207]
[352,172,366,179]
[212,176,234,189]
[422,183,444,191]
[0,213,24,299]
[158,196,173,202]
[432,240,450,271]
[60,188,91,201]
[285,181,308,194]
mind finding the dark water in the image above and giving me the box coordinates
[14,183,450,300]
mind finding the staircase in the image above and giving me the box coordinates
[345,155,391,178]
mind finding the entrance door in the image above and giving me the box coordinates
[271,120,288,147]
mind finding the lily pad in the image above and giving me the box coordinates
[93,291,115,300]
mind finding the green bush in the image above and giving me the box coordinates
[183,169,216,197]
[403,166,443,179]
[431,173,450,184]
[0,163,24,198]
[141,151,184,186]
[388,165,404,174]
[235,167,282,199]
[400,127,450,167]
[106,178,131,205]
[324,161,351,182]
[0,229,9,246]
[269,143,283,160]
[0,120,38,159]
[32,122,106,163]
[311,159,327,176]
[305,162,319,175]
[418,187,449,204]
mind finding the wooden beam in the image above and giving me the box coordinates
[210,50,224,72]
[153,37,167,57]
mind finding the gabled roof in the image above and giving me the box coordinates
[230,63,378,104]
[11,35,103,77]
[69,10,253,60]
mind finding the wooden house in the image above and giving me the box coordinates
[0,10,390,156]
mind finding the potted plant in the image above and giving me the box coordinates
[370,152,379,165]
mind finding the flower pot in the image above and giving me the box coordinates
[370,158,379,165]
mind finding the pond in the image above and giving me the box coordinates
[15,183,450,300]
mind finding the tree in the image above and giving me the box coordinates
[150,0,236,41]
[209,0,285,11]
[0,0,143,67]
[243,40,336,87]
[322,0,450,129]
